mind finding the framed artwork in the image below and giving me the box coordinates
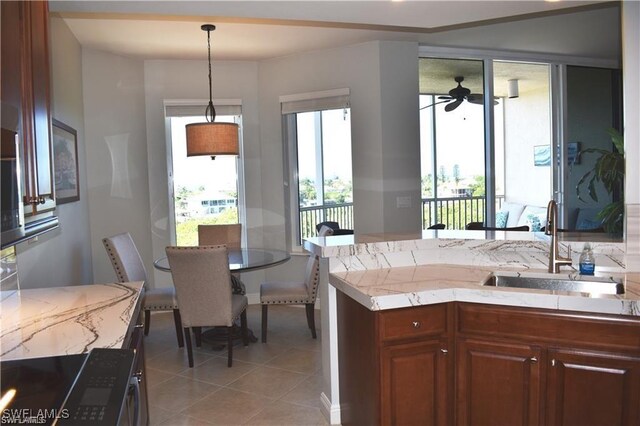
[52,119,80,204]
[533,145,551,167]
[568,141,581,165]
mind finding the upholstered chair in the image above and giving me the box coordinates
[197,223,246,295]
[198,223,242,249]
[260,254,320,343]
[103,232,183,347]
[165,245,248,368]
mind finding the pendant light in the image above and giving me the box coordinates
[186,24,239,157]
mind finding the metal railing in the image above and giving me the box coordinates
[300,202,353,241]
[297,196,506,240]
[422,195,504,230]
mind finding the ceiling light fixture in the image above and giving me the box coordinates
[508,79,519,99]
[186,24,239,157]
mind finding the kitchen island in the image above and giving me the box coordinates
[303,230,640,425]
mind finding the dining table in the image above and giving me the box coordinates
[153,247,291,345]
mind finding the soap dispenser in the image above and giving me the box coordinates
[579,243,595,275]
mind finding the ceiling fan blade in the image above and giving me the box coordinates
[467,94,484,104]
[437,95,453,100]
[419,99,452,110]
[444,99,463,112]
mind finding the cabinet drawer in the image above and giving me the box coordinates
[379,304,447,342]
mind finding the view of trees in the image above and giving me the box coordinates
[176,207,238,246]
[298,176,352,207]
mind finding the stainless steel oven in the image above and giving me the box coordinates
[1,349,145,425]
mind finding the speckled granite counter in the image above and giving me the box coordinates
[0,282,144,361]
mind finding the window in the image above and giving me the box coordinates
[165,102,244,246]
[281,89,353,247]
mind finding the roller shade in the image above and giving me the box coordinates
[280,88,350,115]
[165,99,242,117]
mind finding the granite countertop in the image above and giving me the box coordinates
[0,282,144,361]
[330,265,640,316]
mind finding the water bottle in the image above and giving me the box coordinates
[579,243,595,275]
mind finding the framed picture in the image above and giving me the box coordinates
[52,119,80,204]
[568,141,581,165]
[533,145,551,167]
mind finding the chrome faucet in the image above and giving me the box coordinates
[545,200,572,273]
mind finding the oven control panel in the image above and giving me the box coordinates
[57,348,136,425]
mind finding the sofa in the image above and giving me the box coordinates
[497,202,603,232]
[496,202,548,232]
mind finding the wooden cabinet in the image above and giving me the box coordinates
[546,349,640,426]
[337,291,453,426]
[457,303,640,426]
[456,338,542,426]
[1,0,57,248]
[337,295,640,426]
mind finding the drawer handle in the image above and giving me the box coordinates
[530,356,538,363]
[134,323,144,328]
[412,321,421,329]
[551,359,556,367]
[133,370,143,383]
[440,348,448,354]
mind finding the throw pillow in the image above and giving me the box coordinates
[526,213,542,232]
[495,211,509,228]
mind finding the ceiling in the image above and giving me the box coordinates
[50,1,620,96]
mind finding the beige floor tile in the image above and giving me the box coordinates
[147,347,214,374]
[279,374,324,409]
[185,388,272,425]
[265,348,321,375]
[148,405,175,424]
[228,342,290,364]
[227,365,308,399]
[244,400,327,425]
[178,356,258,386]
[148,375,220,412]
[159,414,216,425]
[145,367,177,388]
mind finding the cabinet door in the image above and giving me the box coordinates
[456,338,542,426]
[381,338,450,426]
[546,348,640,426]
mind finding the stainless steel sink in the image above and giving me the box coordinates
[483,274,625,295]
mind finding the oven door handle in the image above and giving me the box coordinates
[128,375,141,426]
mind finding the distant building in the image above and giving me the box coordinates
[187,191,237,216]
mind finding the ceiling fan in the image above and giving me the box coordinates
[420,76,496,112]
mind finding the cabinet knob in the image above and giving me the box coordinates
[412,321,421,329]
[440,348,448,354]
[134,323,144,329]
[551,359,556,367]
[38,196,45,204]
[133,370,143,383]
[530,356,538,363]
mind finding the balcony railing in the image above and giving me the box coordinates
[299,202,353,241]
[298,196,505,241]
[422,195,505,230]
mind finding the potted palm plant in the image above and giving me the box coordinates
[575,128,624,235]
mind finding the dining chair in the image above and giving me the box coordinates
[259,254,320,343]
[198,223,242,249]
[427,223,446,230]
[165,245,249,368]
[198,223,246,295]
[103,232,183,348]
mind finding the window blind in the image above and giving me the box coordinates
[280,88,350,115]
[164,99,242,117]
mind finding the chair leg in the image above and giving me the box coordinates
[184,327,194,368]
[306,303,317,339]
[143,309,151,336]
[227,327,233,368]
[240,310,248,346]
[193,327,202,348]
[173,309,184,348]
[261,304,268,343]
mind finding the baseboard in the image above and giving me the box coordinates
[320,392,341,425]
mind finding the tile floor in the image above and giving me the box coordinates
[144,305,329,425]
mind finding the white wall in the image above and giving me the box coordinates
[15,16,93,289]
[81,49,153,285]
[503,87,552,208]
